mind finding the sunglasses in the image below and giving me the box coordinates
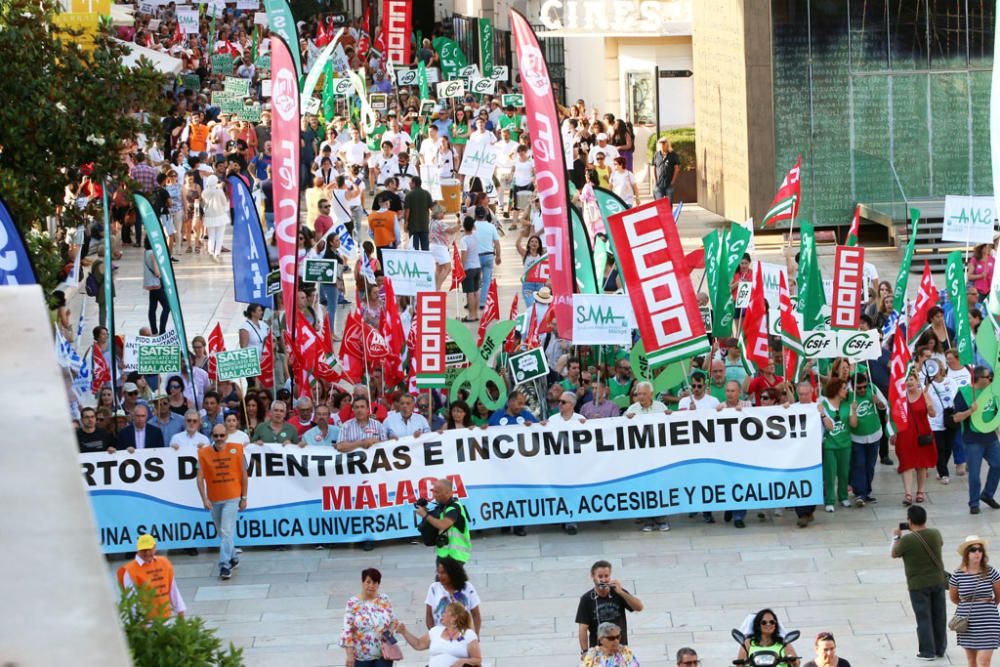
[761,619,777,626]
[185,418,200,423]
[212,433,227,439]
[602,635,621,642]
[968,546,985,553]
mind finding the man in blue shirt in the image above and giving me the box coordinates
[150,391,185,444]
[488,390,538,426]
[249,141,272,183]
[301,405,339,446]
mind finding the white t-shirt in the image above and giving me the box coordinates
[381,130,412,155]
[170,431,210,449]
[494,139,518,169]
[947,365,973,389]
[610,169,636,205]
[588,143,619,164]
[513,158,534,187]
[427,626,478,667]
[339,140,369,166]
[458,234,481,270]
[239,319,269,356]
[425,581,481,627]
[369,153,399,184]
[625,400,668,416]
[547,412,585,425]
[225,430,251,445]
[419,136,442,165]
[681,394,721,411]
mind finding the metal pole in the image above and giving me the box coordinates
[653,65,660,199]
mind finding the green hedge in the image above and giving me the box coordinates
[647,128,695,171]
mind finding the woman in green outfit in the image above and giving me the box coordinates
[820,377,852,512]
[451,107,470,163]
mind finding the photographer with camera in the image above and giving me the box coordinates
[575,560,644,656]
[414,478,472,565]
[891,505,948,660]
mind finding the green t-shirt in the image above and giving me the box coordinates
[709,382,727,403]
[849,386,883,440]
[451,122,469,145]
[367,124,387,151]
[822,399,851,450]
[498,114,523,140]
[252,421,300,444]
[608,376,632,402]
[895,528,947,591]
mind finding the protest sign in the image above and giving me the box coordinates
[370,93,388,110]
[942,196,996,244]
[420,164,443,201]
[81,406,822,552]
[266,269,281,297]
[175,8,199,33]
[469,77,496,95]
[254,10,268,25]
[837,329,880,361]
[490,65,509,81]
[415,292,447,388]
[331,222,358,262]
[457,140,497,181]
[831,245,864,329]
[735,281,752,309]
[418,99,436,117]
[508,347,549,385]
[303,258,339,284]
[328,78,355,96]
[123,331,180,372]
[396,68,418,86]
[760,262,786,305]
[304,97,321,115]
[501,93,524,108]
[224,77,250,96]
[437,80,465,99]
[606,199,709,368]
[255,55,271,71]
[801,330,838,359]
[261,79,272,98]
[459,64,480,79]
[381,249,435,295]
[211,53,234,74]
[180,73,201,91]
[137,345,181,374]
[571,294,634,345]
[215,348,262,381]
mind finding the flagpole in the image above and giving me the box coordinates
[101,183,118,409]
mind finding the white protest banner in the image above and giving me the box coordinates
[490,65,509,81]
[254,11,268,25]
[836,329,880,361]
[420,164,443,201]
[224,76,250,96]
[138,1,155,14]
[175,8,199,33]
[123,330,181,372]
[329,78,355,96]
[572,294,635,345]
[458,139,497,182]
[425,67,440,83]
[760,262,786,306]
[801,329,838,359]
[436,80,465,99]
[735,281,752,309]
[469,77,496,95]
[943,195,996,244]
[458,64,480,79]
[831,245,864,330]
[304,96,321,115]
[81,406,822,552]
[381,249,435,296]
[235,0,257,8]
[261,79,272,98]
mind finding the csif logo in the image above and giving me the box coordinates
[841,332,874,355]
[438,80,464,98]
[471,78,494,94]
[803,332,831,354]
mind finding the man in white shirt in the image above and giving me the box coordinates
[466,117,497,155]
[547,392,587,426]
[680,372,720,411]
[493,128,518,215]
[625,381,669,417]
[587,133,619,166]
[384,393,430,439]
[369,141,399,188]
[381,118,413,156]
[337,128,370,171]
[394,151,419,193]
[171,410,211,449]
[418,124,442,166]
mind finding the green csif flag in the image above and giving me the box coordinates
[478,18,494,76]
[263,0,302,80]
[702,229,724,334]
[133,195,192,376]
[703,224,752,337]
[418,60,430,101]
[593,186,628,278]
[433,37,468,80]
[797,220,826,330]
[947,250,975,365]
[893,208,921,313]
[571,205,597,294]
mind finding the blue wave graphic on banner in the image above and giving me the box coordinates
[0,197,37,285]
[229,176,271,307]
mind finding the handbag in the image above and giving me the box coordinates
[380,630,404,661]
[948,575,985,634]
[928,381,958,431]
[918,433,934,447]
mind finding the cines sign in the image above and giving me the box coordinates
[539,0,692,35]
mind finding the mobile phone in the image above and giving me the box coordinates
[899,522,908,532]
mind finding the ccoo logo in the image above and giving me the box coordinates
[272,69,297,121]
[518,44,550,96]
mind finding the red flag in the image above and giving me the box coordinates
[382,277,406,356]
[830,245,864,330]
[92,344,110,392]
[889,325,912,433]
[537,304,557,335]
[339,309,366,382]
[291,317,321,373]
[381,0,412,64]
[321,313,334,356]
[779,272,804,383]
[503,293,521,352]
[477,279,499,345]
[450,243,466,291]
[316,21,330,47]
[741,264,770,370]
[760,156,802,229]
[207,322,224,381]
[907,262,937,347]
[524,304,540,349]
[845,204,861,247]
[258,334,274,388]
[684,247,706,271]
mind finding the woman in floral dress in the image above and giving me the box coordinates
[340,567,401,667]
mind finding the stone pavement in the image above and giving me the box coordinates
[66,205,985,665]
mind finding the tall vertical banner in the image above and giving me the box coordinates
[101,189,117,401]
[133,195,191,370]
[510,10,575,337]
[606,199,710,368]
[415,292,446,388]
[229,176,271,308]
[797,221,826,330]
[382,0,411,65]
[947,250,975,365]
[263,0,302,80]
[831,245,864,330]
[478,18,493,76]
[0,197,37,285]
[270,36,301,334]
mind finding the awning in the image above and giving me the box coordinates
[112,38,183,75]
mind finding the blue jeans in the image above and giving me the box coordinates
[953,428,967,465]
[479,253,496,308]
[319,282,339,335]
[849,439,879,499]
[410,231,429,251]
[264,211,274,232]
[966,438,1000,507]
[210,498,240,566]
[522,281,545,310]
[653,185,674,202]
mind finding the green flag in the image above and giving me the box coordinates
[418,60,430,101]
[703,224,752,337]
[947,250,975,365]
[571,206,597,294]
[702,229,724,334]
[133,194,192,377]
[797,220,826,330]
[593,187,628,278]
[322,60,336,120]
[263,0,303,80]
[893,208,921,313]
[433,37,467,80]
[478,18,494,76]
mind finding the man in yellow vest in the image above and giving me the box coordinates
[120,534,186,618]
[415,478,472,564]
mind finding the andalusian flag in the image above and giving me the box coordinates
[779,272,806,383]
[760,156,802,229]
[948,250,975,365]
[845,205,860,247]
[797,221,826,330]
[892,208,921,314]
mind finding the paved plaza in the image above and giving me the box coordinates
[71,207,989,666]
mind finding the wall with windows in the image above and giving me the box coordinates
[771,0,994,228]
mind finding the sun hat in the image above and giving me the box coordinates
[958,535,990,556]
[534,286,553,304]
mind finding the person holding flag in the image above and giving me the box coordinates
[953,368,1000,514]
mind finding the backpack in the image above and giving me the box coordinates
[85,271,100,297]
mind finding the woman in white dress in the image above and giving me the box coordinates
[200,175,230,262]
[399,602,482,667]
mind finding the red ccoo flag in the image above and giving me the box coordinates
[907,262,937,348]
[477,279,499,345]
[740,263,770,371]
[450,242,466,291]
[889,324,913,434]
[92,343,110,393]
[207,322,224,381]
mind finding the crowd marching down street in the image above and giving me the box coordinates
[6,0,1000,664]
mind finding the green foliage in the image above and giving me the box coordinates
[119,585,244,667]
[646,127,696,171]
[0,0,168,287]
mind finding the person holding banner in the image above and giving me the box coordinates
[196,425,248,580]
[625,382,671,532]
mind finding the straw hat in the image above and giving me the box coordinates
[534,287,553,304]
[958,535,990,556]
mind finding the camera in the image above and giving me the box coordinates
[415,497,429,509]
[899,522,909,532]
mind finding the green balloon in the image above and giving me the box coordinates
[971,382,1000,432]
[977,315,999,372]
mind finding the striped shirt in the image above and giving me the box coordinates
[337,417,386,444]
